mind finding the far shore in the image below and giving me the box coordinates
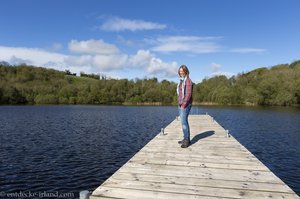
[1,102,299,108]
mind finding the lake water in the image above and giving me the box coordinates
[0,105,299,197]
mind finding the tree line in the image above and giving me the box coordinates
[0,64,176,105]
[193,60,300,106]
[0,60,300,106]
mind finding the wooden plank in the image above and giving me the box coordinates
[107,172,293,193]
[94,178,299,199]
[133,152,265,166]
[117,162,286,184]
[90,115,300,199]
[92,187,217,199]
[129,156,268,171]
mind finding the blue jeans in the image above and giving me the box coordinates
[179,103,192,141]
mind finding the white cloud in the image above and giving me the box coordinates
[64,55,94,67]
[150,36,267,55]
[69,39,119,55]
[151,36,222,54]
[93,54,128,70]
[230,48,266,53]
[0,46,67,67]
[211,62,222,73]
[127,50,178,78]
[129,50,152,66]
[1,35,264,80]
[209,62,235,78]
[147,57,178,77]
[0,42,179,78]
[211,71,235,78]
[100,16,166,31]
[10,56,33,65]
[64,54,128,72]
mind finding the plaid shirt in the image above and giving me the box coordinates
[178,76,193,108]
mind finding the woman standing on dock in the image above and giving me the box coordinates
[177,65,193,148]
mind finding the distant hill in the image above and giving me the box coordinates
[1,60,300,106]
[0,63,176,105]
[193,60,300,106]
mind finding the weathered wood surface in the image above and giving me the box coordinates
[91,115,299,199]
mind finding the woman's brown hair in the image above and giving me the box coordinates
[178,65,190,76]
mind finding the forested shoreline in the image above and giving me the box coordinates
[1,60,300,106]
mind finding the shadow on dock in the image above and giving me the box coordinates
[190,130,215,146]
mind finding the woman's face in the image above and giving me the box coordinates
[179,68,186,77]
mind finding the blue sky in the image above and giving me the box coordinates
[1,0,300,82]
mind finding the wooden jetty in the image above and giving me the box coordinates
[89,115,299,199]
